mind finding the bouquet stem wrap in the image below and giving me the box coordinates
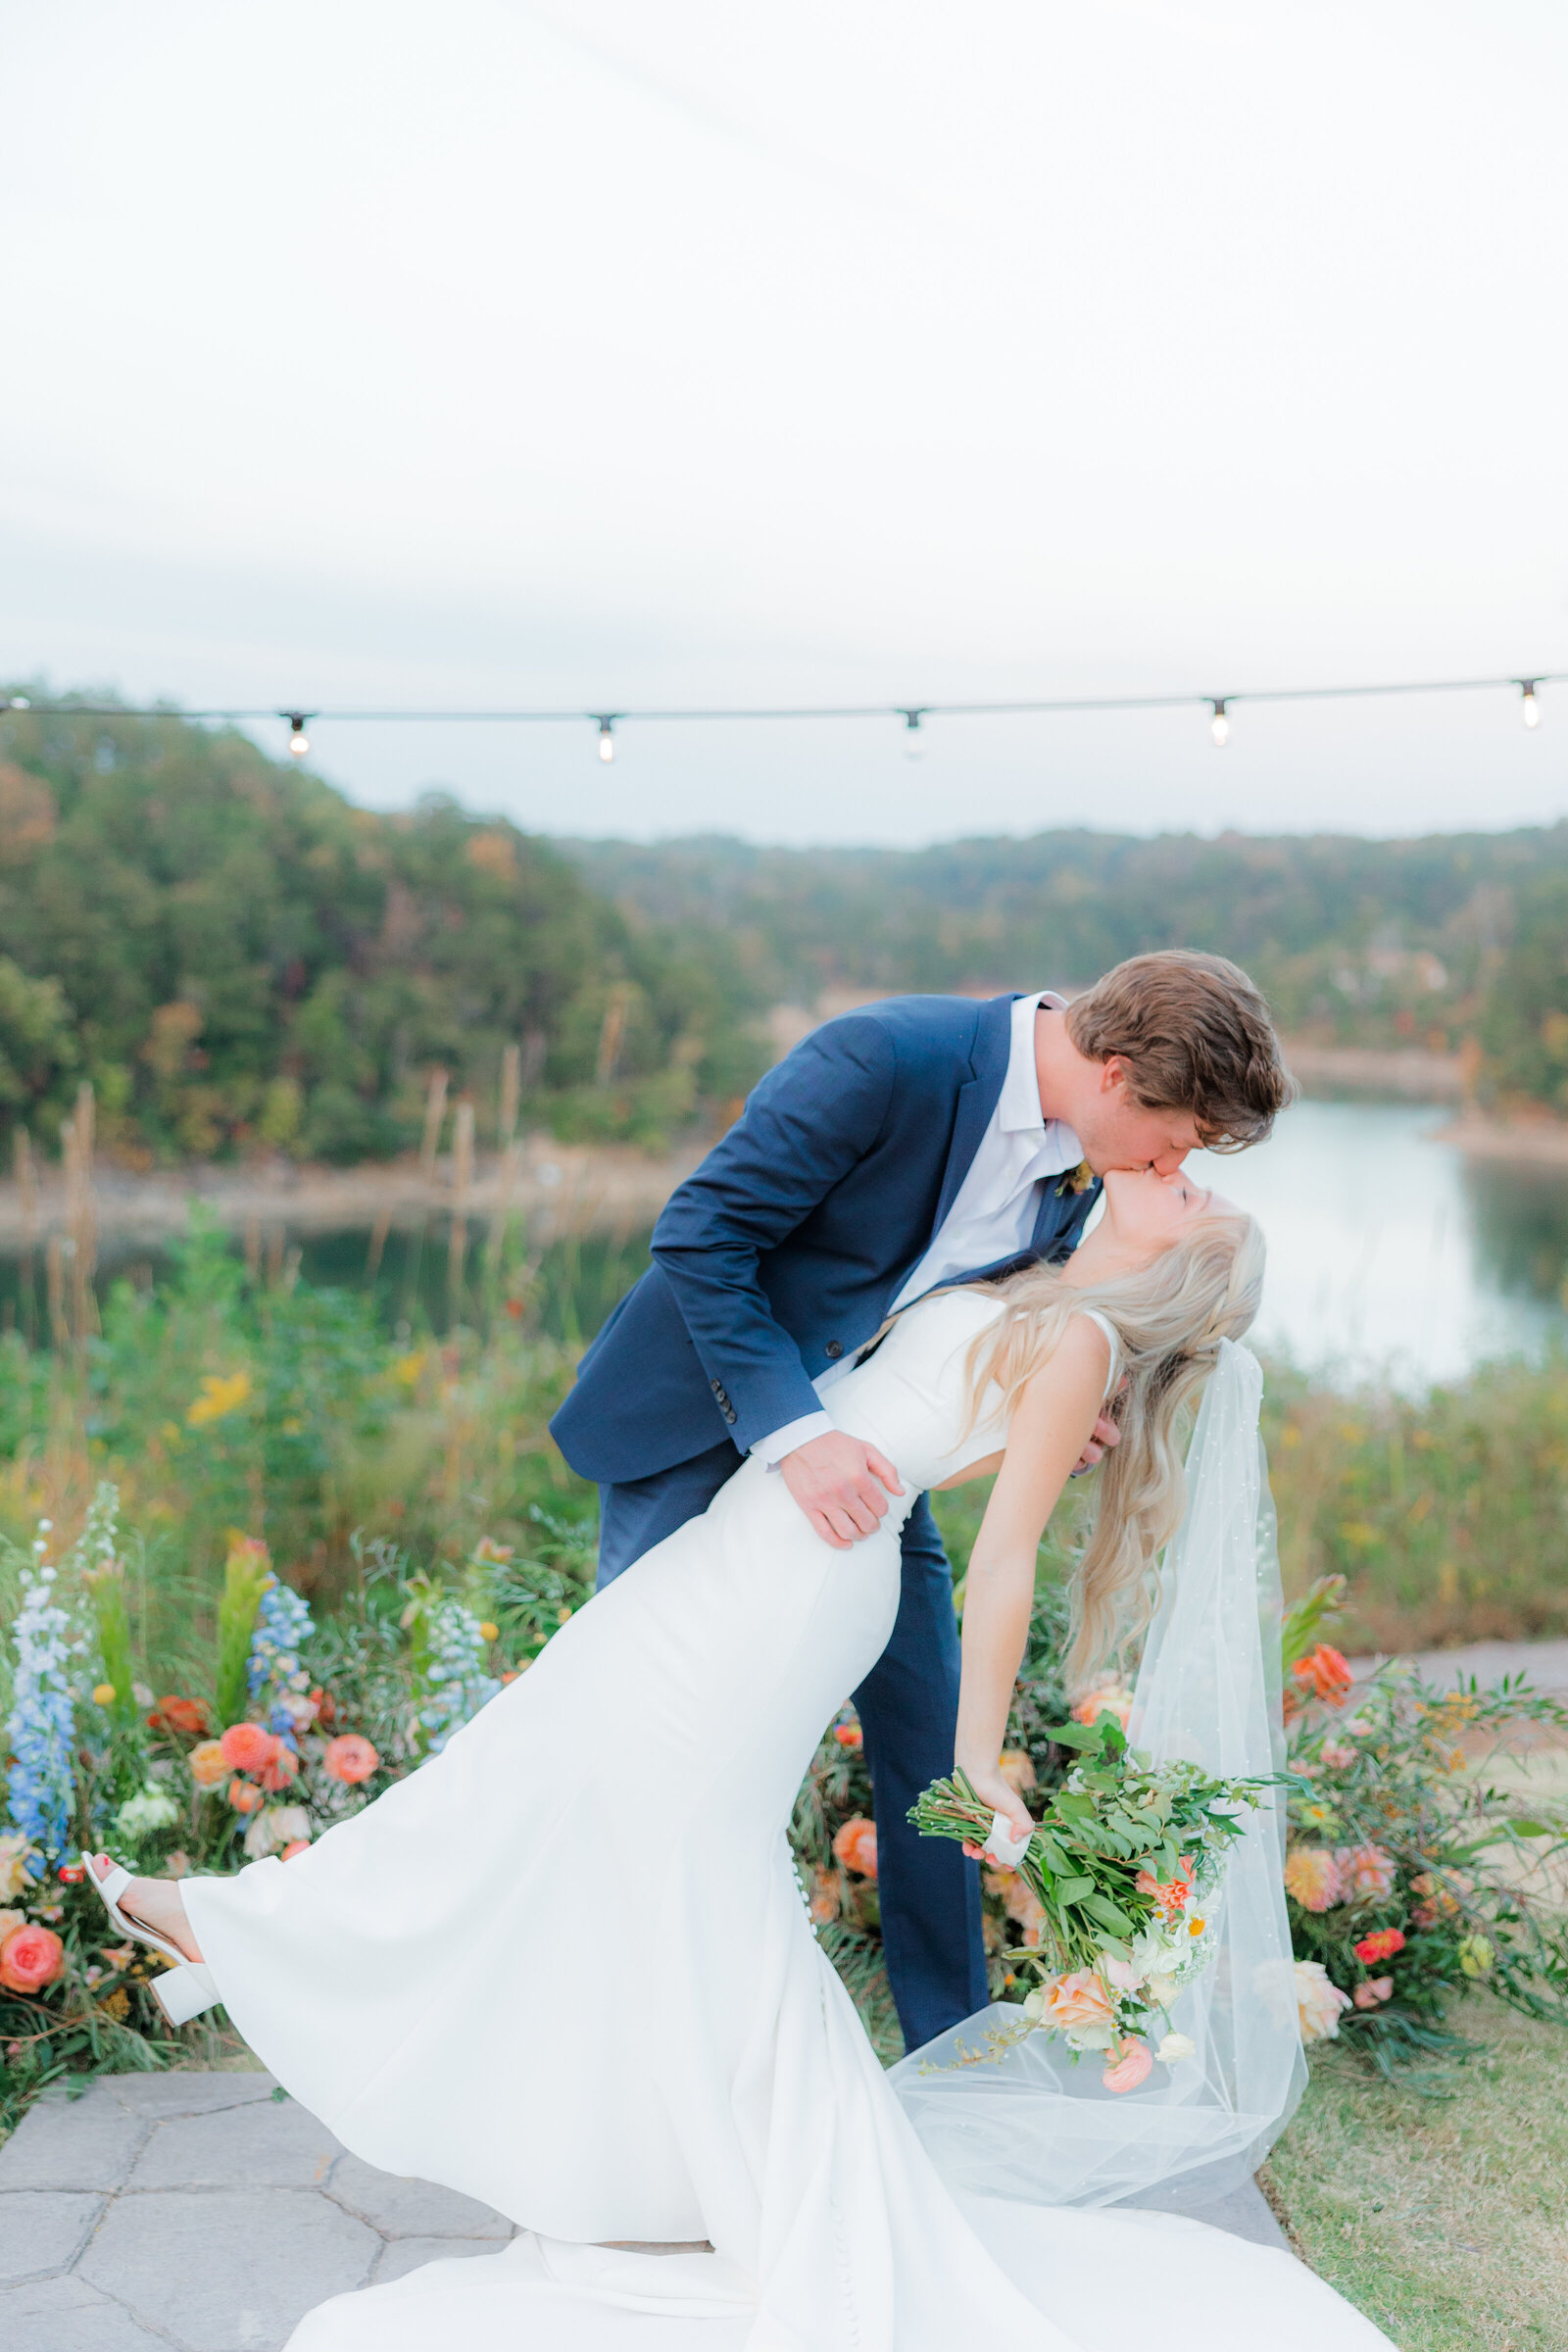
[892,1339,1307,2210]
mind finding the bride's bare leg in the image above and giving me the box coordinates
[89,1853,205,1963]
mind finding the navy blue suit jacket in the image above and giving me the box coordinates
[550,993,1102,1487]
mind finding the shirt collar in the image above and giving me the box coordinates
[999,990,1062,1135]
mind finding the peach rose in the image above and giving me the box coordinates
[1036,1968,1115,2037]
[188,1740,230,1788]
[322,1734,380,1785]
[1295,1958,1352,2042]
[998,1749,1036,1794]
[1003,1880,1046,1948]
[219,1722,278,1773]
[1352,1977,1395,2009]
[808,1868,843,1924]
[1102,2035,1154,2093]
[1283,1846,1344,1913]
[832,1817,878,1880]
[0,1923,66,1992]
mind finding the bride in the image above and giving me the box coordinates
[90,1169,1396,2351]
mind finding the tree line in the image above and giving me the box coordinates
[1,693,1564,1166]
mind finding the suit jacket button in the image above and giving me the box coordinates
[824,1340,844,1359]
[710,1377,722,1394]
[723,1406,737,1424]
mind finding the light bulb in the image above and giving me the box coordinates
[1209,699,1229,749]
[284,711,311,759]
[901,709,926,760]
[1521,681,1541,728]
[597,717,615,763]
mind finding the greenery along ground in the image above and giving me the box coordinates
[8,691,1568,1167]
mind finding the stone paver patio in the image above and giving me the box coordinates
[0,2070,1287,2350]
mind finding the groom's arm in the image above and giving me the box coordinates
[652,1016,906,1539]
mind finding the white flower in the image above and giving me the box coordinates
[1156,2031,1196,2063]
[1144,1974,1182,2010]
[113,1787,181,1842]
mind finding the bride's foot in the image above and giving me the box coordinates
[88,1853,204,1964]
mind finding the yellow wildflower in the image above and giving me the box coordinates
[92,1683,117,1707]
[186,1372,252,1427]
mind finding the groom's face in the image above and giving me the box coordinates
[1076,1058,1203,1178]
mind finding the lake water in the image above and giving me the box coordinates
[3,1102,1565,1388]
[1182,1101,1568,1384]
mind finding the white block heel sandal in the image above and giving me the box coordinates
[82,1852,220,2027]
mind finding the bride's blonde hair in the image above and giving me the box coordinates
[963,1212,1264,1690]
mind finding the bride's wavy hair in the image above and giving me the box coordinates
[962,1212,1265,1690]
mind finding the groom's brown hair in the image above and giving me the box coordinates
[1064,950,1295,1151]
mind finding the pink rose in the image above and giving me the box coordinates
[1037,1969,1115,2036]
[1336,1844,1396,1903]
[1102,2036,1155,2093]
[0,1923,65,1992]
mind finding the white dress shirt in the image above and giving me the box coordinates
[755,991,1084,1467]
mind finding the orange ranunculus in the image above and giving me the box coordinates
[309,1687,338,1729]
[1036,1969,1115,2036]
[148,1693,209,1739]
[281,1839,311,1861]
[1102,2035,1155,2093]
[832,1720,863,1751]
[322,1734,379,1785]
[188,1740,231,1788]
[227,1780,265,1813]
[808,1867,843,1925]
[0,1923,66,1992]
[258,1747,300,1793]
[832,1817,878,1880]
[1283,1847,1344,1913]
[998,1749,1037,1794]
[219,1722,279,1773]
[1291,1643,1353,1708]
[1353,1927,1406,1964]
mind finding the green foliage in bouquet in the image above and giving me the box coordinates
[911,1719,1274,2083]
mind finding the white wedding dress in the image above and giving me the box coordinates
[182,1291,1395,2352]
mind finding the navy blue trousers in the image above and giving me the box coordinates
[597,1445,988,2054]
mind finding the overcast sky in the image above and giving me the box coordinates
[3,1,1565,847]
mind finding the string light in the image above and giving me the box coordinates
[1520,679,1542,728]
[1209,698,1229,749]
[901,708,927,760]
[595,715,616,763]
[283,711,312,759]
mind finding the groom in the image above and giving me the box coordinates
[551,951,1292,2050]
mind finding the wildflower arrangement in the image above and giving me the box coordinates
[1280,1577,1568,2074]
[911,1712,1274,2090]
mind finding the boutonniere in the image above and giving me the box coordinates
[1054,1157,1095,1198]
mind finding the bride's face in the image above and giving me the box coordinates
[1098,1166,1240,1259]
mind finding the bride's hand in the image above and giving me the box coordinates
[955,1757,1035,1863]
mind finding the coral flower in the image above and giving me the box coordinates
[808,1868,843,1924]
[1291,1644,1353,1708]
[1283,1847,1343,1913]
[832,1817,878,1880]
[833,1721,863,1751]
[227,1781,265,1813]
[323,1734,380,1786]
[258,1748,301,1793]
[1353,1927,1406,1964]
[188,1740,231,1788]
[1337,1844,1396,1903]
[1070,1685,1133,1730]
[149,1694,209,1739]
[998,1749,1036,1794]
[281,1839,311,1862]
[220,1723,279,1773]
[1102,2036,1155,2093]
[1135,1854,1197,1920]
[0,1923,66,1992]
[1353,1977,1395,2009]
[1036,1969,1115,2036]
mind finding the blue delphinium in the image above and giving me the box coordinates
[246,1573,316,1750]
[417,1594,501,1754]
[4,1525,83,1865]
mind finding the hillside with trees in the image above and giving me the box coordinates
[0,699,767,1162]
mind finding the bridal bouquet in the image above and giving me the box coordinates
[911,1713,1275,2089]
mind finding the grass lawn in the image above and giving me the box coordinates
[1264,1995,1568,2351]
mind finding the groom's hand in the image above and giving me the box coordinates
[781,1432,905,1549]
[1071,1378,1128,1476]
